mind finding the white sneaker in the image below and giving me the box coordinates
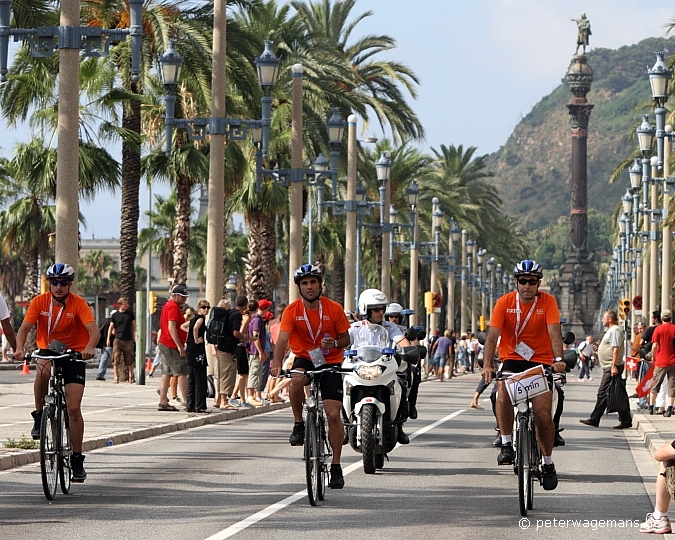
[639,513,671,534]
[587,377,594,381]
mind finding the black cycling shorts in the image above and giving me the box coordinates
[500,360,547,374]
[291,357,343,402]
[236,345,249,375]
[37,356,86,386]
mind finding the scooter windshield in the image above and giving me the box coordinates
[351,324,390,363]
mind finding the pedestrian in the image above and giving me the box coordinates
[647,310,675,416]
[430,330,452,381]
[265,303,286,402]
[109,297,136,384]
[468,333,479,373]
[232,295,250,407]
[580,310,632,429]
[185,300,210,414]
[95,310,115,381]
[257,299,274,399]
[444,329,458,379]
[211,298,244,410]
[246,300,267,406]
[157,285,190,411]
[639,440,675,534]
[148,329,162,377]
[457,335,469,373]
[577,335,593,381]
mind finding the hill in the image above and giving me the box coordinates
[487,36,675,232]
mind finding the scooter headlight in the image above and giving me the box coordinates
[357,365,384,380]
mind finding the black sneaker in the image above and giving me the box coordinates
[497,443,516,465]
[542,463,558,490]
[289,422,304,446]
[329,464,344,489]
[409,405,418,420]
[554,431,565,447]
[71,454,87,483]
[397,427,410,445]
[492,427,502,448]
[31,410,42,440]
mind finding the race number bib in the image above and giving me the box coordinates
[504,365,550,405]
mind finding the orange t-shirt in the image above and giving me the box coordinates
[490,291,560,365]
[24,292,95,351]
[280,296,351,364]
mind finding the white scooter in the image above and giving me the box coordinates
[342,324,419,474]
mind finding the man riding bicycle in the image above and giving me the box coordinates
[272,264,351,489]
[15,263,100,483]
[481,259,565,491]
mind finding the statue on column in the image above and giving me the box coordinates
[571,13,591,55]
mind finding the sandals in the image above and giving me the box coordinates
[223,403,238,410]
[158,402,179,411]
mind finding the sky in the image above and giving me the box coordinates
[1,0,674,239]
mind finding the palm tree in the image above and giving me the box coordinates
[78,249,116,295]
[137,192,178,281]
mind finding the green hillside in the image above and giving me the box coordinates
[487,36,675,232]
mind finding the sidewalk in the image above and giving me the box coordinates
[0,371,289,471]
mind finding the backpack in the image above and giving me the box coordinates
[205,307,235,345]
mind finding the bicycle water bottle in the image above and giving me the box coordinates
[321,333,330,355]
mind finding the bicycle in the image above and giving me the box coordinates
[280,366,350,506]
[29,349,83,500]
[498,366,566,516]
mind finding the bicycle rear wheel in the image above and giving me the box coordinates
[40,405,58,500]
[318,414,327,501]
[517,415,530,517]
[527,421,539,510]
[304,410,320,506]
[58,407,72,494]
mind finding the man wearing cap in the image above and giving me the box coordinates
[157,285,189,411]
[246,299,270,406]
[649,310,675,417]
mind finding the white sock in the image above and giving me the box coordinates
[653,510,668,520]
[501,435,512,445]
[542,455,553,465]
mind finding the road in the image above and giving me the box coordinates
[0,373,659,539]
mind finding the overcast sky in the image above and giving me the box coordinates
[2,0,674,238]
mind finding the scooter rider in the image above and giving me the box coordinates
[351,289,412,444]
[385,302,421,420]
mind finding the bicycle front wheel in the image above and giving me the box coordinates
[304,410,320,506]
[58,407,72,494]
[517,415,530,517]
[318,414,327,501]
[40,405,59,500]
[527,421,539,510]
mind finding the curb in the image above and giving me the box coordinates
[634,413,668,456]
[0,401,291,472]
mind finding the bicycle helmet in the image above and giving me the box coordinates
[293,264,322,285]
[385,302,403,317]
[358,289,388,317]
[46,263,75,281]
[513,259,543,278]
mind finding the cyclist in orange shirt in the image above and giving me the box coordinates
[482,260,565,491]
[15,263,100,483]
[272,265,351,489]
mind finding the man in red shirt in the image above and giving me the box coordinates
[649,310,675,416]
[15,263,100,483]
[157,285,189,411]
[272,265,351,489]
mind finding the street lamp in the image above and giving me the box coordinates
[428,197,443,333]
[494,263,503,302]
[487,256,495,318]
[375,152,393,296]
[407,179,420,326]
[446,219,460,331]
[353,182,382,310]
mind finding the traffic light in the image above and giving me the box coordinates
[424,292,442,314]
[149,291,158,314]
[618,298,631,319]
[480,315,487,332]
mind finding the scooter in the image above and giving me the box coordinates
[342,324,419,474]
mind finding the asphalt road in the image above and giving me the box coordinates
[0,373,659,539]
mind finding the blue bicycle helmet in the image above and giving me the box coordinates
[293,264,323,285]
[46,263,75,281]
[513,259,543,278]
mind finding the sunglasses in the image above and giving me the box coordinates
[200,306,211,311]
[370,307,386,313]
[517,278,539,286]
[49,279,71,287]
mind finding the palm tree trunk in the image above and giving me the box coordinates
[119,81,141,304]
[333,252,345,306]
[172,175,191,286]
[26,250,39,299]
[372,232,383,278]
[245,213,276,300]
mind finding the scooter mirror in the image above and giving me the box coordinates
[477,332,487,345]
[563,349,577,371]
[562,331,575,345]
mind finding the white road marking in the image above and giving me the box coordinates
[204,409,466,540]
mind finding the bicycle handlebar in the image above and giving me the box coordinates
[278,366,353,379]
[28,351,84,362]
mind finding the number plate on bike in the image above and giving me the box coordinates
[504,365,549,405]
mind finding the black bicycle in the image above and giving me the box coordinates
[30,349,83,500]
[281,366,349,506]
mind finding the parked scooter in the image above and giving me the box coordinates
[343,323,419,474]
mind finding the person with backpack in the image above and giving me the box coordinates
[209,298,245,410]
[95,310,116,381]
[185,300,210,414]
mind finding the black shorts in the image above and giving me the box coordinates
[236,346,249,375]
[500,360,552,388]
[291,357,343,402]
[37,356,86,386]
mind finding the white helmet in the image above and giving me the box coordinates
[358,289,388,317]
[385,303,403,317]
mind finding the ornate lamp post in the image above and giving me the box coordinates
[446,219,460,331]
[460,230,468,335]
[407,180,420,327]
[377,152,393,296]
[428,197,443,333]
